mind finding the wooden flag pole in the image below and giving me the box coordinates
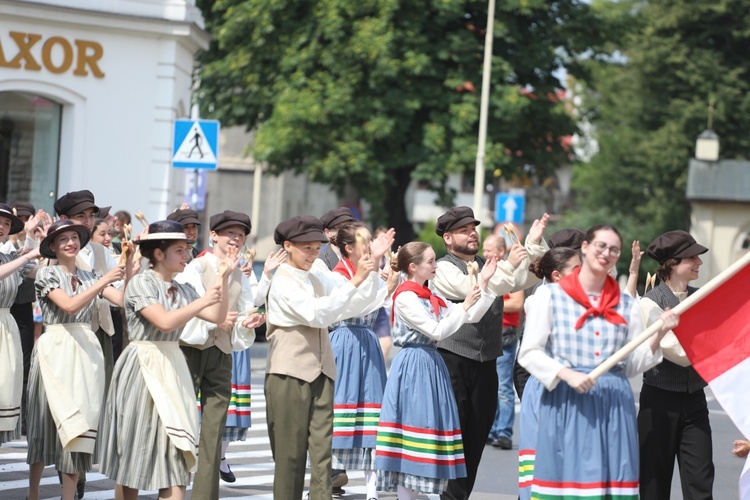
[588,251,750,381]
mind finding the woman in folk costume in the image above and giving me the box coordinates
[175,210,275,490]
[99,220,231,500]
[329,222,396,499]
[26,219,126,500]
[375,242,498,500]
[516,247,581,499]
[518,224,679,500]
[0,204,44,447]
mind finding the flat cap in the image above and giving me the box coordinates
[646,230,708,264]
[274,216,328,244]
[167,208,201,226]
[435,206,480,237]
[210,210,252,235]
[549,228,586,250]
[11,201,35,218]
[320,207,355,230]
[54,190,98,216]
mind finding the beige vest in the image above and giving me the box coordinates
[76,242,115,335]
[190,257,243,354]
[265,266,337,383]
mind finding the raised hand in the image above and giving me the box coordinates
[528,213,550,244]
[479,256,497,292]
[24,209,46,235]
[202,284,222,307]
[506,244,528,269]
[369,228,396,262]
[104,264,126,284]
[463,285,482,311]
[629,240,644,275]
[263,248,288,278]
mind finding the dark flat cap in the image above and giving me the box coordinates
[435,206,480,237]
[54,190,98,216]
[12,201,35,218]
[549,228,586,250]
[167,208,201,226]
[274,216,328,244]
[210,210,251,235]
[40,219,91,258]
[97,206,112,219]
[646,230,708,263]
[0,203,25,234]
[320,207,355,230]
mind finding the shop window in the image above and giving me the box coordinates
[0,92,61,212]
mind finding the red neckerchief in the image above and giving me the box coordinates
[195,249,212,258]
[332,257,355,280]
[558,267,627,330]
[391,281,447,325]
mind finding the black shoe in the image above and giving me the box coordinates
[331,469,348,488]
[332,486,345,496]
[492,436,512,449]
[77,477,85,498]
[220,459,236,483]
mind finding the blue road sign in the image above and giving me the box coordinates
[495,192,525,224]
[172,119,220,169]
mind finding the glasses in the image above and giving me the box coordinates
[591,241,621,257]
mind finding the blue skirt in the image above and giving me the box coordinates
[223,348,251,440]
[532,368,639,499]
[375,344,466,493]
[330,325,387,450]
[518,376,543,500]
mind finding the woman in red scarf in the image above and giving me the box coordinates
[374,242,497,500]
[518,224,679,500]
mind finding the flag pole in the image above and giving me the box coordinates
[589,251,750,380]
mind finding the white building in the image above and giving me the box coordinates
[0,0,208,221]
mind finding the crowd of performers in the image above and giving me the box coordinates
[0,190,720,500]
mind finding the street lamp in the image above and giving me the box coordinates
[695,129,719,162]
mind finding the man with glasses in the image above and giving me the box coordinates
[432,207,549,500]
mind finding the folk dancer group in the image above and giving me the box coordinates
[0,192,716,500]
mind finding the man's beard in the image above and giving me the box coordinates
[452,241,478,256]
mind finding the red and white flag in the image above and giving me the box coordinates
[671,251,750,499]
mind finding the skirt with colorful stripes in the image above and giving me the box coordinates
[375,344,466,494]
[532,367,638,500]
[223,348,252,441]
[330,325,387,452]
[518,376,543,500]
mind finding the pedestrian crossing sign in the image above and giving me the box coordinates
[172,119,220,169]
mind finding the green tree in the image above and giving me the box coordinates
[197,0,606,244]
[573,0,750,241]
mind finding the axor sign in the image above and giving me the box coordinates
[0,31,105,78]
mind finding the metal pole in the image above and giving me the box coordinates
[251,163,262,231]
[473,0,496,231]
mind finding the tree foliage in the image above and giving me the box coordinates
[196,0,606,243]
[573,0,750,242]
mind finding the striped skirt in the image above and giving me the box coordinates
[518,376,543,500]
[99,344,193,490]
[223,348,252,442]
[375,344,466,495]
[0,309,22,445]
[330,325,387,451]
[532,367,639,500]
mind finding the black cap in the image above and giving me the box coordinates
[549,228,586,250]
[646,230,708,264]
[274,216,328,244]
[0,203,25,234]
[320,207,355,230]
[11,201,35,218]
[97,206,112,219]
[54,190,99,216]
[435,206,481,237]
[40,219,91,258]
[210,210,252,235]
[135,220,188,243]
[167,208,200,226]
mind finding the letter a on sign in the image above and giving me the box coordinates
[172,119,219,169]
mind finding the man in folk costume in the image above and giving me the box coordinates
[638,230,714,499]
[431,206,549,500]
[175,210,266,499]
[168,208,202,260]
[312,207,356,274]
[265,216,392,499]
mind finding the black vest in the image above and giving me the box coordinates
[319,244,339,271]
[642,282,707,393]
[436,252,504,362]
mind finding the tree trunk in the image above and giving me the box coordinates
[385,167,417,247]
